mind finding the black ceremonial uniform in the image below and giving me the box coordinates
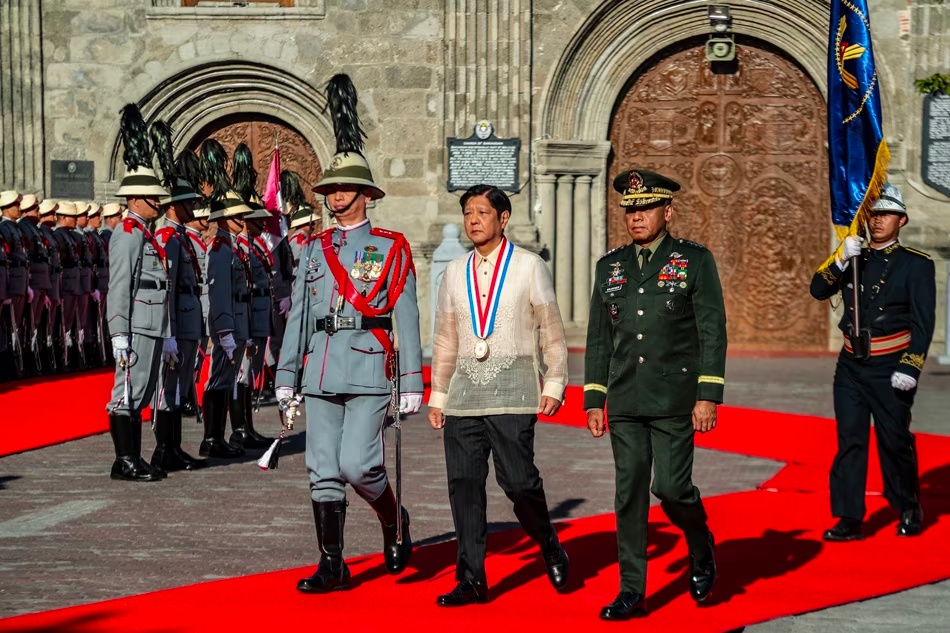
[810,241,936,523]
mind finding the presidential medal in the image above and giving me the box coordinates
[474,339,490,361]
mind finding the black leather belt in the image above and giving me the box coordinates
[252,288,270,298]
[139,279,168,290]
[316,315,392,334]
[234,293,250,302]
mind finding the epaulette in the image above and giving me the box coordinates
[122,218,141,234]
[676,238,707,251]
[598,244,628,261]
[902,246,931,259]
[155,226,177,243]
[370,227,406,240]
[211,235,229,252]
[314,227,334,241]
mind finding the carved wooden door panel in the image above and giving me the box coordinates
[187,114,322,210]
[608,44,830,352]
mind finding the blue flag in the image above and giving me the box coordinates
[827,0,889,240]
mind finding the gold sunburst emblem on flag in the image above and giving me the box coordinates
[836,16,866,90]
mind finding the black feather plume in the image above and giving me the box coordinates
[119,103,152,171]
[324,74,366,155]
[280,170,306,208]
[199,139,231,200]
[150,120,177,190]
[232,143,258,203]
[175,150,205,192]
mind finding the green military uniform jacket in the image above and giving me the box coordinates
[584,233,727,417]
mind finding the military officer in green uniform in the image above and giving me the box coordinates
[584,169,726,620]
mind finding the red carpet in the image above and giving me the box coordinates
[3,374,950,631]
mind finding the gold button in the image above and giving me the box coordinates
[637,310,644,316]
[638,356,645,364]
[636,334,643,340]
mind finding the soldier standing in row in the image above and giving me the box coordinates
[85,204,109,365]
[584,170,725,620]
[287,204,317,270]
[104,104,172,482]
[53,202,82,366]
[18,195,52,373]
[810,185,936,541]
[73,203,95,359]
[276,74,423,593]
[38,200,62,371]
[0,191,30,374]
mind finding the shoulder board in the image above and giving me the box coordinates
[315,227,334,240]
[122,218,141,233]
[598,244,628,261]
[676,238,707,251]
[211,236,229,252]
[370,227,406,241]
[155,226,177,242]
[902,246,931,260]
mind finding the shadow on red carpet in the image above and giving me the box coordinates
[2,377,950,632]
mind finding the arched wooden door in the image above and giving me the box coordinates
[187,114,322,209]
[608,41,830,353]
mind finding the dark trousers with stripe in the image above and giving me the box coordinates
[609,415,711,594]
[831,352,920,521]
[443,414,560,585]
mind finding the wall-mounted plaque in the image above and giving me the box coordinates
[922,93,950,198]
[50,160,95,199]
[447,121,521,192]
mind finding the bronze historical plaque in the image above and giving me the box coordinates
[608,43,830,353]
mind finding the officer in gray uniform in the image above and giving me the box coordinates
[151,176,208,471]
[276,74,424,594]
[184,203,211,417]
[233,203,276,449]
[73,202,95,354]
[53,202,81,366]
[287,204,317,270]
[38,200,62,371]
[200,189,254,459]
[17,195,51,372]
[0,191,30,372]
[105,103,172,482]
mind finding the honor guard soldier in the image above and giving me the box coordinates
[276,74,424,593]
[185,201,211,417]
[0,197,10,375]
[199,138,255,460]
[101,203,124,239]
[585,170,726,620]
[104,104,172,482]
[85,203,109,364]
[0,191,31,374]
[53,202,82,366]
[99,203,122,359]
[811,184,936,541]
[17,195,52,373]
[288,204,318,269]
[38,200,63,371]
[73,202,95,358]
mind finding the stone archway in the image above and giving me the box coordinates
[608,41,829,352]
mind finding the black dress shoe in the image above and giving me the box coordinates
[897,506,923,537]
[689,533,716,602]
[822,518,864,542]
[436,580,488,607]
[111,457,163,482]
[543,545,570,591]
[599,592,646,621]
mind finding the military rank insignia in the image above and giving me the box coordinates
[658,255,688,290]
[351,246,385,283]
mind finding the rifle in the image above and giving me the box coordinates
[387,322,403,545]
[254,348,271,412]
[7,302,24,378]
[26,300,42,374]
[74,303,87,370]
[95,296,107,366]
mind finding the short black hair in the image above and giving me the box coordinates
[459,184,512,219]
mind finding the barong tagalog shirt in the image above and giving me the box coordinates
[429,238,568,416]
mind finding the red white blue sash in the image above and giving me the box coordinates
[466,238,514,341]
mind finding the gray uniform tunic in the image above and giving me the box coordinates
[156,220,203,411]
[0,217,29,333]
[40,224,61,303]
[276,220,424,503]
[53,226,81,336]
[238,234,272,388]
[18,218,51,332]
[205,229,250,393]
[105,213,171,415]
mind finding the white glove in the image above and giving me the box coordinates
[399,393,423,415]
[43,294,51,308]
[836,236,864,270]
[112,334,130,365]
[218,332,237,360]
[162,337,179,363]
[27,286,34,302]
[891,372,918,391]
[276,386,295,402]
[91,290,101,303]
[279,296,291,316]
[2,298,11,305]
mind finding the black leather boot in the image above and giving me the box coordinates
[151,410,190,471]
[297,500,351,593]
[109,414,162,482]
[133,414,167,479]
[199,390,245,458]
[229,384,273,449]
[169,410,208,470]
[367,484,412,574]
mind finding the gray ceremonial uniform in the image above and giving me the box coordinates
[156,221,203,412]
[238,234,272,389]
[53,226,81,340]
[205,229,250,392]
[276,221,423,504]
[185,227,210,375]
[0,217,29,333]
[105,214,171,415]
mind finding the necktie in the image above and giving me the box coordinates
[639,248,651,273]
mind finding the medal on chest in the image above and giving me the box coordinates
[658,253,688,290]
[467,238,514,362]
[351,245,385,295]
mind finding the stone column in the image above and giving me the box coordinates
[572,175,592,321]
[555,174,575,321]
[537,174,557,272]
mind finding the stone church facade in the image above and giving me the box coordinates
[1,0,947,353]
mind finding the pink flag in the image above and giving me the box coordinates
[263,147,281,213]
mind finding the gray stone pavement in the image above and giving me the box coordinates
[0,354,948,630]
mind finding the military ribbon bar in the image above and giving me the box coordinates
[466,238,514,340]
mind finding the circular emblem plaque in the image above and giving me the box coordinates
[474,120,493,140]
